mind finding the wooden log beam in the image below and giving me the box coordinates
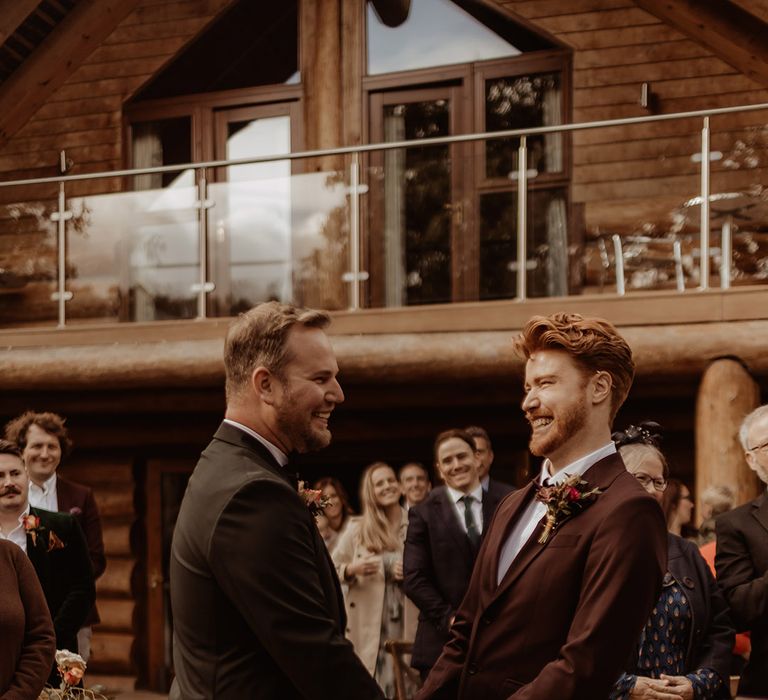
[2,319,768,390]
[0,0,142,146]
[695,359,761,514]
[0,0,40,45]
[633,0,768,88]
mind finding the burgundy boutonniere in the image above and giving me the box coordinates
[298,481,331,517]
[536,474,602,544]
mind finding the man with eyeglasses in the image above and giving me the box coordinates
[715,404,768,698]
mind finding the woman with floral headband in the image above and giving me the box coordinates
[333,462,418,698]
[610,422,735,700]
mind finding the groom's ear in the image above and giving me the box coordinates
[250,366,277,405]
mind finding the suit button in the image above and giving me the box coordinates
[468,663,478,675]
[350,602,356,608]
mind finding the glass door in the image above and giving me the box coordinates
[368,86,468,306]
[209,103,300,316]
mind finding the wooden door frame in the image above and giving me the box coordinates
[145,460,193,692]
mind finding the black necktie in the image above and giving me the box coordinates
[460,495,481,548]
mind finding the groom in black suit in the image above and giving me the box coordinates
[170,303,384,700]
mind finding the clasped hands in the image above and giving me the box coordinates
[345,555,404,581]
[630,675,694,700]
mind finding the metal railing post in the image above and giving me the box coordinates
[720,216,732,289]
[673,240,685,292]
[49,180,73,327]
[516,136,528,301]
[349,152,362,311]
[612,234,626,296]
[195,168,215,319]
[699,117,711,290]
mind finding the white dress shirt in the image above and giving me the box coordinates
[0,503,31,554]
[480,475,490,491]
[446,483,485,535]
[29,473,58,512]
[223,419,289,467]
[496,442,616,585]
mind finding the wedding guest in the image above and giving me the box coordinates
[5,410,106,662]
[464,426,514,495]
[333,462,417,698]
[663,477,697,538]
[0,538,56,700]
[716,403,768,698]
[612,423,734,700]
[0,440,94,685]
[313,476,355,556]
[398,463,431,509]
[698,485,735,545]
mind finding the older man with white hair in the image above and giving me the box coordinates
[715,404,768,698]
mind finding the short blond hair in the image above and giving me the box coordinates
[224,302,330,401]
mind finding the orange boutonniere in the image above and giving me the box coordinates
[22,514,66,552]
[298,481,331,518]
[535,474,602,544]
[22,513,43,546]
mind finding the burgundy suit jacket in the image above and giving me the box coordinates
[57,475,106,625]
[417,453,667,700]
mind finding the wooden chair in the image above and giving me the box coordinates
[384,639,422,700]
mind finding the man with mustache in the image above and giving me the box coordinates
[170,302,384,700]
[417,313,668,700]
[4,411,106,663]
[0,439,95,682]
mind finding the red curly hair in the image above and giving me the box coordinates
[514,313,634,420]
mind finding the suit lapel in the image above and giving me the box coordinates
[434,489,473,557]
[751,492,768,535]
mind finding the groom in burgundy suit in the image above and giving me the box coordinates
[418,313,667,700]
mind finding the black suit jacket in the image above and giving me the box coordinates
[169,422,383,700]
[56,476,105,625]
[404,484,509,670]
[715,492,768,697]
[26,506,95,681]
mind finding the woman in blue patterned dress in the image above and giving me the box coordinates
[610,423,735,700]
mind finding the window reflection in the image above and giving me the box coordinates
[485,73,562,179]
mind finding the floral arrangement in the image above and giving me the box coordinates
[536,474,602,544]
[298,481,331,517]
[38,650,108,700]
[23,514,65,552]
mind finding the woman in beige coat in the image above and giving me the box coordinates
[333,462,418,698]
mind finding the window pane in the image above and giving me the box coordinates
[132,117,194,190]
[368,0,523,75]
[485,73,562,178]
[380,100,452,306]
[479,187,568,299]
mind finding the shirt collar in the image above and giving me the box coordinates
[540,442,616,486]
[446,483,484,504]
[30,473,57,495]
[223,419,289,467]
[480,475,490,490]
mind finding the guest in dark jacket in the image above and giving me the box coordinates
[611,423,734,700]
[0,536,56,700]
[403,429,509,677]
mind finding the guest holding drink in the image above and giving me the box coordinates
[333,462,417,698]
[611,423,734,700]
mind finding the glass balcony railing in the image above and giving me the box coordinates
[0,103,766,328]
